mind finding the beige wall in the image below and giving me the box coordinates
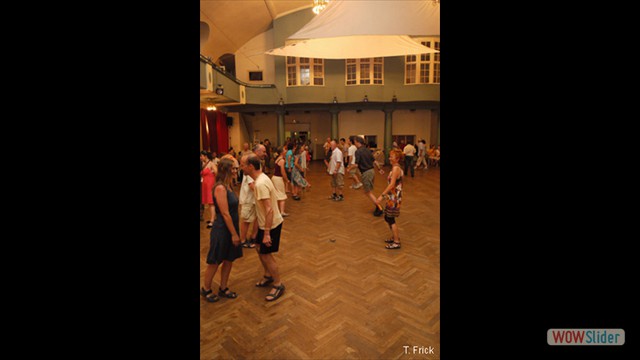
[235,29,275,85]
[240,111,333,159]
[338,110,385,147]
[242,113,278,146]
[285,111,331,159]
[235,109,437,159]
[392,109,432,144]
[227,112,250,154]
[430,109,439,147]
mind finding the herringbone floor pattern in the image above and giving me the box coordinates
[201,161,440,359]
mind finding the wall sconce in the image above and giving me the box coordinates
[363,95,369,102]
[278,97,284,106]
[392,95,397,103]
[215,84,224,95]
[206,105,217,111]
[332,96,338,104]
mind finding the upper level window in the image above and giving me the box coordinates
[346,58,384,85]
[286,57,324,86]
[406,37,440,84]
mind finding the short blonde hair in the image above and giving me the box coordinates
[389,149,404,161]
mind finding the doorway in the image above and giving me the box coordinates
[284,123,311,144]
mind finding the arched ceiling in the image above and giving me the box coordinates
[200,0,312,61]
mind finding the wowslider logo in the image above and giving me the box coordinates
[547,329,625,346]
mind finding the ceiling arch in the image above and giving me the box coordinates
[200,0,312,60]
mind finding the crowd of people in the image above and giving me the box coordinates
[200,137,440,303]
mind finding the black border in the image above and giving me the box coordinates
[442,1,634,358]
[40,1,202,357]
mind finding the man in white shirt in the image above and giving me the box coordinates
[238,151,258,249]
[415,139,427,170]
[346,136,362,189]
[403,142,416,178]
[241,153,286,302]
[327,140,345,201]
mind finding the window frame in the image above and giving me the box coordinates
[393,135,416,147]
[405,37,440,85]
[248,71,263,82]
[286,56,325,87]
[345,58,384,86]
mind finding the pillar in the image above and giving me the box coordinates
[276,110,285,146]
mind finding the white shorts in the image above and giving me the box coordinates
[240,203,256,222]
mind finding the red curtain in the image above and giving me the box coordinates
[200,109,229,154]
[200,109,210,151]
[206,110,218,153]
[215,111,229,154]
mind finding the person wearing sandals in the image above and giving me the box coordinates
[201,158,243,302]
[291,144,311,200]
[201,151,218,228]
[238,151,258,249]
[269,146,289,217]
[242,153,286,302]
[377,149,404,250]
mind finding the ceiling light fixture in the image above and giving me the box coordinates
[206,105,217,111]
[312,0,330,15]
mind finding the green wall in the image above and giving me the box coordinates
[210,8,440,106]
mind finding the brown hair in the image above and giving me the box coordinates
[215,158,235,189]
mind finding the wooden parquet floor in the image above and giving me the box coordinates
[201,161,440,359]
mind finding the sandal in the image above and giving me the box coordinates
[218,287,238,299]
[256,275,274,287]
[265,284,285,301]
[200,287,220,302]
[242,241,256,248]
[385,242,401,249]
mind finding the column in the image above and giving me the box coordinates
[384,109,393,164]
[330,109,339,140]
[276,110,285,146]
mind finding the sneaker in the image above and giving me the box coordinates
[334,195,344,201]
[373,208,383,217]
[354,183,363,189]
[328,194,337,200]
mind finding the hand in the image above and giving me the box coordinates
[378,169,385,175]
[263,235,272,247]
[232,234,241,247]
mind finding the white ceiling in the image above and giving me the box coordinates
[200,0,312,61]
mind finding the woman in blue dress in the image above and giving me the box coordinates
[201,158,243,302]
